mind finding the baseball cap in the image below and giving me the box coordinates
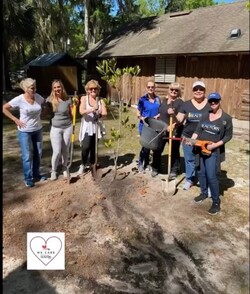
[192,81,206,89]
[208,92,221,101]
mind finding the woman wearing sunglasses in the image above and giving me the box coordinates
[151,82,184,178]
[78,79,107,174]
[169,81,211,190]
[190,92,233,215]
[137,79,161,173]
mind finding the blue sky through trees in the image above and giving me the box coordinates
[109,0,239,16]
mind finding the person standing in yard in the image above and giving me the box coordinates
[137,79,161,174]
[151,82,184,178]
[3,78,46,187]
[77,79,107,174]
[190,92,233,215]
[45,79,78,180]
[169,81,211,190]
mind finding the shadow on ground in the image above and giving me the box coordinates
[219,170,235,196]
[3,262,57,294]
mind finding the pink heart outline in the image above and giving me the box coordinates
[30,236,62,266]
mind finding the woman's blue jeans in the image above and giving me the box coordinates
[18,129,43,181]
[198,151,220,204]
[182,143,196,183]
[138,123,150,168]
[138,147,150,168]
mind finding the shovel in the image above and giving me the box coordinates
[67,92,77,183]
[91,98,102,180]
[164,114,176,196]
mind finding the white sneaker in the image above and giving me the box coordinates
[63,170,70,178]
[50,171,57,181]
[138,164,144,173]
[182,181,193,190]
[144,165,152,171]
[208,187,212,197]
[77,164,85,175]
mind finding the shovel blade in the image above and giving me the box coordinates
[66,167,71,183]
[164,178,176,196]
[91,164,102,180]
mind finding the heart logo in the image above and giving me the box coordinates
[30,236,62,266]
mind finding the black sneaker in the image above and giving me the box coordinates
[208,202,220,215]
[194,193,208,203]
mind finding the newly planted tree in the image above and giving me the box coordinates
[96,58,141,180]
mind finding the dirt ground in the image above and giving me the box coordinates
[3,116,249,293]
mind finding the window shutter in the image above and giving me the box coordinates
[155,57,176,83]
[165,57,176,82]
[155,58,165,82]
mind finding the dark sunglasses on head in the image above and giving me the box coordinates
[147,86,155,89]
[193,87,205,92]
[209,99,220,104]
[170,88,178,92]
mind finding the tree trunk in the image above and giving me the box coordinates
[2,47,12,93]
[84,0,90,50]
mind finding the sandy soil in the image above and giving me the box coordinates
[3,134,249,294]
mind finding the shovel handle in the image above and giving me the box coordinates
[71,104,77,143]
[67,92,78,177]
[168,115,173,176]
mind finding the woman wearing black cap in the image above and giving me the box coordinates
[191,92,233,215]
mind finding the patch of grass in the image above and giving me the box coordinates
[101,106,140,157]
[3,106,142,186]
[3,154,19,165]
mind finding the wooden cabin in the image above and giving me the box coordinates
[80,1,249,120]
[25,53,84,96]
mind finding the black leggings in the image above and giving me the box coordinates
[80,133,96,165]
[152,138,181,172]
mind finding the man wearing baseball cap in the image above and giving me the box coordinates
[191,92,233,215]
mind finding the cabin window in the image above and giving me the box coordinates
[155,57,176,83]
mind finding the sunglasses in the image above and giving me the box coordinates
[147,86,155,89]
[89,87,97,91]
[193,87,205,92]
[209,99,220,104]
[170,88,178,92]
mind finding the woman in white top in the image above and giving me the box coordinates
[3,78,46,187]
[78,79,107,174]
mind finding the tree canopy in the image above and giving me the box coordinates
[3,0,225,90]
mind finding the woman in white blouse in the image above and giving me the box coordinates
[77,79,107,174]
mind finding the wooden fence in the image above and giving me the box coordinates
[106,75,249,120]
[89,54,249,120]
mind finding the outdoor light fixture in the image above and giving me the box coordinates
[229,28,241,38]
